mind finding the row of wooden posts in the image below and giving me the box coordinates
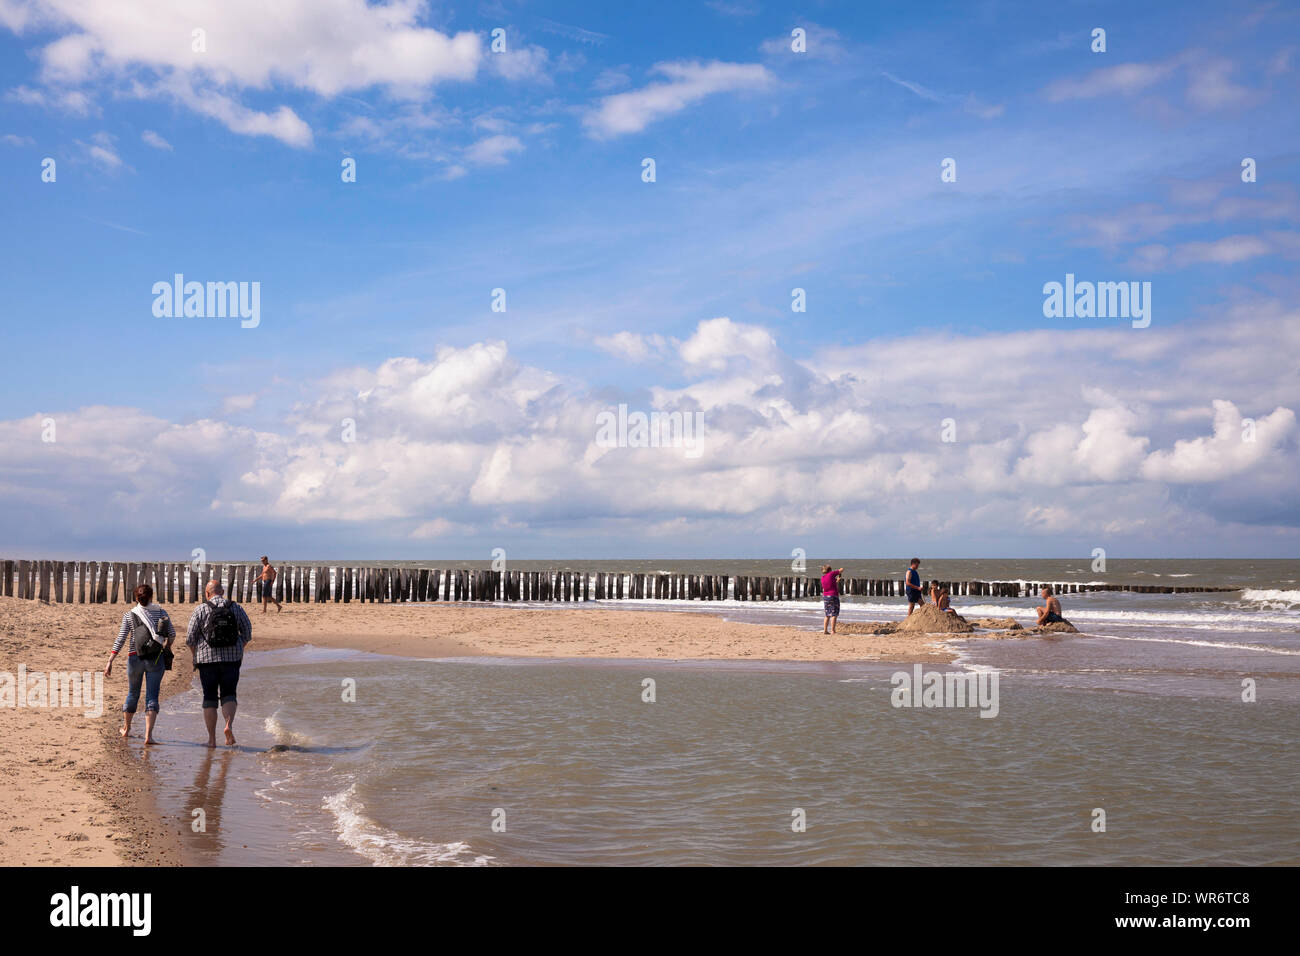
[1,559,1239,605]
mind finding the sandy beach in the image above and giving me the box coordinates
[0,595,961,866]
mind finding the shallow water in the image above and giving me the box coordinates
[133,563,1300,866]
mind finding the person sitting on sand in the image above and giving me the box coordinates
[1036,586,1065,625]
[259,556,281,614]
[105,583,175,745]
[905,558,925,617]
[186,580,253,748]
[821,565,844,634]
[935,585,957,615]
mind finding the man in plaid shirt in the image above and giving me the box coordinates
[186,580,253,747]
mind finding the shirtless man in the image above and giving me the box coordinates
[1036,586,1065,625]
[259,556,282,614]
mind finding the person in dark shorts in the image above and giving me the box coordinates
[1036,587,1066,625]
[905,558,925,616]
[821,565,844,634]
[186,579,253,748]
[258,555,281,613]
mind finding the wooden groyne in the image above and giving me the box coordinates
[0,559,1242,606]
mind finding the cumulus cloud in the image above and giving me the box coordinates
[2,0,482,145]
[583,60,774,138]
[1142,401,1296,482]
[1,313,1297,553]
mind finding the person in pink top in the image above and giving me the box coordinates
[821,565,844,634]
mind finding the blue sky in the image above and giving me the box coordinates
[1,0,1298,559]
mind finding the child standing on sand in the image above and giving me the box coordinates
[821,565,844,634]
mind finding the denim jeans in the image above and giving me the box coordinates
[123,653,165,714]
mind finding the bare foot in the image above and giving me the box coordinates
[224,727,236,746]
[119,725,129,738]
[206,737,217,748]
[144,736,156,746]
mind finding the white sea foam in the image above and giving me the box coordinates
[842,601,1300,630]
[263,711,315,749]
[324,785,492,867]
[1240,589,1300,607]
[1093,633,1300,657]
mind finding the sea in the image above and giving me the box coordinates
[132,559,1300,866]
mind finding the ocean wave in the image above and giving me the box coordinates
[324,785,492,867]
[264,711,316,749]
[611,595,1300,630]
[1093,634,1300,657]
[835,601,1298,630]
[1240,589,1300,607]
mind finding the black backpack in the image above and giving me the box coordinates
[132,610,165,661]
[203,599,241,648]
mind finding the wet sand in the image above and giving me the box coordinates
[0,596,955,865]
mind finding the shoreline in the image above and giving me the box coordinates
[0,595,978,866]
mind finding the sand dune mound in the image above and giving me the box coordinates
[971,617,1021,630]
[1032,620,1078,633]
[837,621,899,635]
[896,604,975,633]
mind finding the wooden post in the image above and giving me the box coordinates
[2,559,11,597]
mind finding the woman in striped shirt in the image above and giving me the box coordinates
[104,584,175,744]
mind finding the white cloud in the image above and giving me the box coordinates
[3,0,482,144]
[1045,59,1181,101]
[7,83,93,115]
[583,60,774,138]
[593,331,668,363]
[140,129,171,150]
[75,130,121,168]
[463,133,523,166]
[486,43,550,82]
[221,393,258,414]
[1044,50,1259,113]
[1142,401,1296,483]
[1186,58,1252,109]
[1,314,1297,551]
